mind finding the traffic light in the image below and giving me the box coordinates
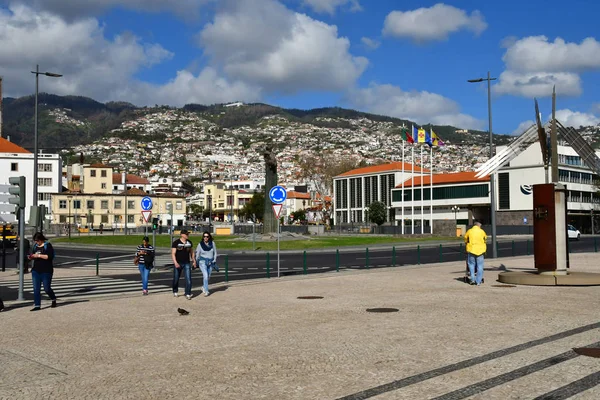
[152,218,159,230]
[8,176,26,212]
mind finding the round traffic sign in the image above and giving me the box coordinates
[269,185,287,204]
[141,196,153,211]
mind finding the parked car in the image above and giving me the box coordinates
[568,225,581,240]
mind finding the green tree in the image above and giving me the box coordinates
[188,204,203,219]
[290,209,307,223]
[367,201,387,226]
[240,190,265,222]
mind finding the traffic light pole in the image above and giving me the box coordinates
[18,206,25,302]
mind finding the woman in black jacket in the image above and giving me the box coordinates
[29,232,57,311]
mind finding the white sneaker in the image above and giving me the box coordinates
[173,292,178,298]
[203,291,209,297]
[186,294,192,300]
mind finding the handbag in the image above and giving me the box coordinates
[134,256,140,265]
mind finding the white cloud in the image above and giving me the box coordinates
[382,4,487,42]
[361,37,380,50]
[1,0,210,20]
[593,103,600,114]
[511,120,535,136]
[348,83,484,129]
[493,70,582,97]
[0,4,257,106]
[199,0,368,93]
[554,109,600,128]
[302,0,361,14]
[503,36,600,73]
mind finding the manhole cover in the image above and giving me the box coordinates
[491,284,516,288]
[297,296,324,300]
[573,348,600,358]
[366,308,399,313]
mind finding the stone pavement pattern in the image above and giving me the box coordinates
[1,254,600,399]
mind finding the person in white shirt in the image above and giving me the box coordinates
[195,231,218,297]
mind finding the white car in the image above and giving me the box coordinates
[568,225,581,240]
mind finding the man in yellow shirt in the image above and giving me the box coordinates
[464,219,487,285]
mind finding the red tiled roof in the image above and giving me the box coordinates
[121,188,147,196]
[112,173,150,185]
[337,162,428,177]
[0,137,30,153]
[287,191,311,199]
[396,171,489,188]
[88,163,112,168]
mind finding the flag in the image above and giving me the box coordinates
[430,129,446,147]
[411,125,418,143]
[417,128,427,143]
[425,129,432,147]
[401,126,413,143]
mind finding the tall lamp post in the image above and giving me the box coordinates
[468,71,498,258]
[32,65,62,225]
[451,205,460,226]
[67,195,72,239]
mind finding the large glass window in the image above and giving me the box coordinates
[498,173,510,210]
[392,184,488,201]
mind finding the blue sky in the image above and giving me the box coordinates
[1,0,599,135]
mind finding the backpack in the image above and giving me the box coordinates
[144,250,155,269]
[42,242,56,260]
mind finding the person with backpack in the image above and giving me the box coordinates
[29,232,57,311]
[135,236,155,295]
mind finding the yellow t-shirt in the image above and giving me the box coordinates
[464,225,487,256]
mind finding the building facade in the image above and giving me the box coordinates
[0,137,62,222]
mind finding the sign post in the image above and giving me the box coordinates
[140,197,153,236]
[269,186,287,278]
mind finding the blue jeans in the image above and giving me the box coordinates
[31,270,56,307]
[198,257,213,293]
[138,263,150,291]
[172,263,192,296]
[467,253,485,285]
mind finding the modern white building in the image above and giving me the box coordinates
[0,137,62,222]
[333,142,600,234]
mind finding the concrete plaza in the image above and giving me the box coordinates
[1,253,599,399]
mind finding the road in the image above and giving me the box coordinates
[1,237,598,301]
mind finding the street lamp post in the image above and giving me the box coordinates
[67,195,72,239]
[451,206,460,226]
[32,65,62,230]
[468,71,498,258]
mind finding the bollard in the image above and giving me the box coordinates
[336,249,340,272]
[95,253,99,276]
[417,245,421,265]
[526,239,530,256]
[225,255,229,282]
[366,247,369,269]
[392,246,396,267]
[459,242,463,258]
[512,240,515,257]
[595,237,598,253]
[266,252,271,278]
[303,251,307,275]
[439,244,443,263]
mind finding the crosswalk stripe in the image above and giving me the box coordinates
[1,276,172,300]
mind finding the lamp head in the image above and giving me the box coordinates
[468,78,484,83]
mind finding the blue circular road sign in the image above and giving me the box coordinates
[269,186,287,204]
[141,196,153,211]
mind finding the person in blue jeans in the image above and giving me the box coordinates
[29,232,57,311]
[171,229,195,300]
[135,236,155,295]
[195,231,218,297]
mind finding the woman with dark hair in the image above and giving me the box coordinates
[29,232,57,311]
[195,231,218,297]
[135,236,155,295]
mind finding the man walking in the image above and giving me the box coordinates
[171,229,195,300]
[464,219,487,286]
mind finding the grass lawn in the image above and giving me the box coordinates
[52,234,460,251]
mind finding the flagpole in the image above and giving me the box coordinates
[411,129,415,235]
[430,144,433,234]
[420,144,424,233]
[401,139,405,235]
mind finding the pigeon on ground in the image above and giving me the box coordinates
[177,308,189,316]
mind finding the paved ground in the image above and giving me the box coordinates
[1,254,600,399]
